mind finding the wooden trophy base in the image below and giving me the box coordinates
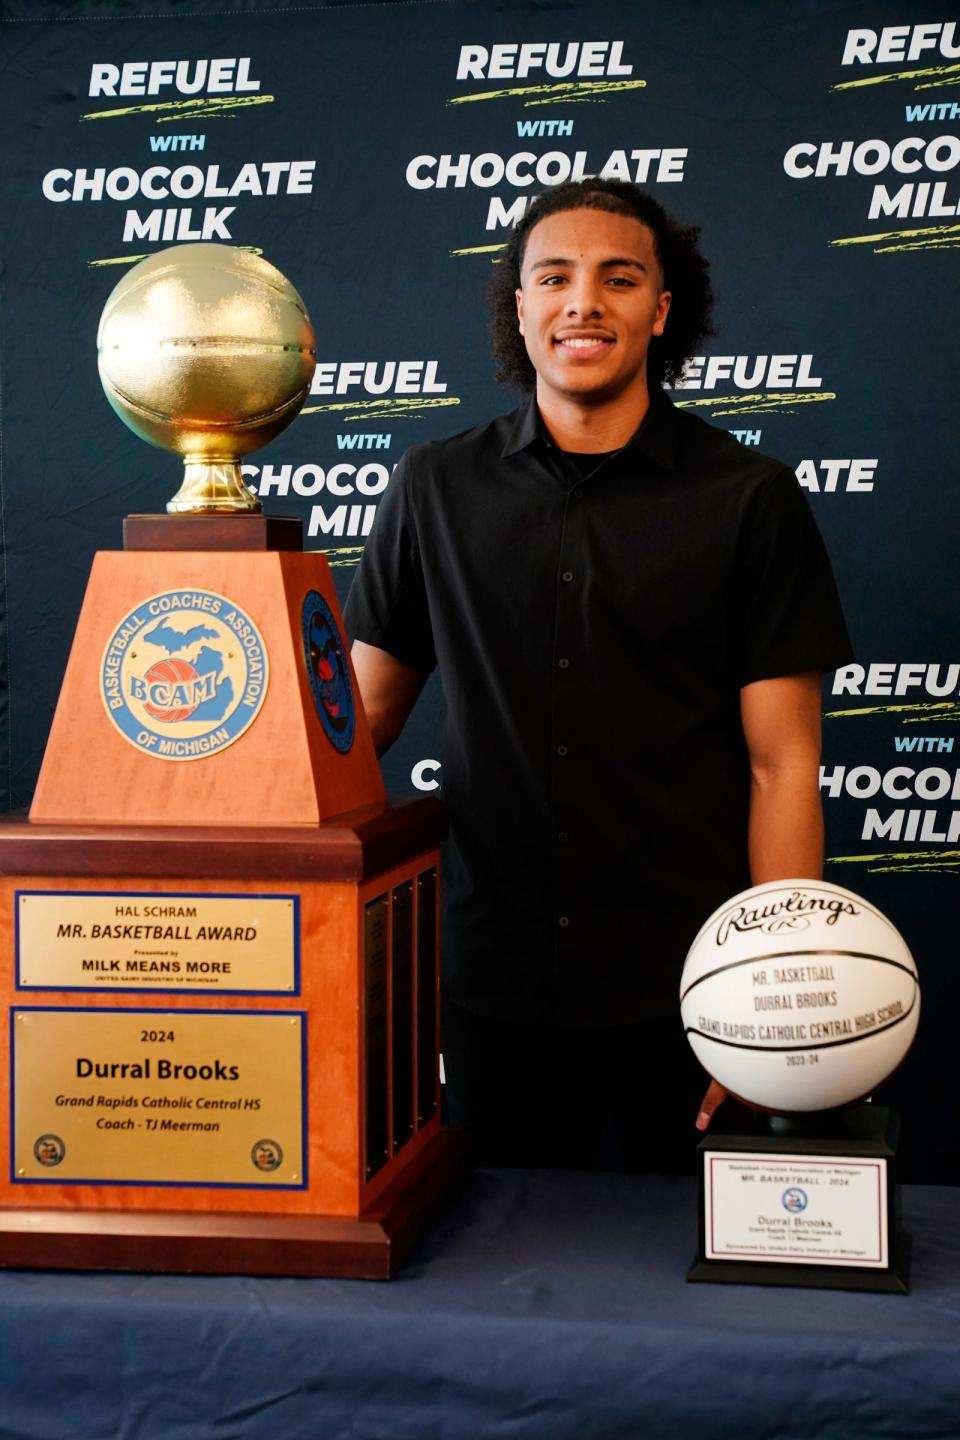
[0,1125,469,1280]
[0,800,465,1281]
[123,513,304,552]
[6,517,465,1277]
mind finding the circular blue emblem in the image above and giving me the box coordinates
[34,1134,65,1167]
[100,589,269,762]
[301,591,355,753]
[782,1187,808,1213]
[251,1139,283,1173]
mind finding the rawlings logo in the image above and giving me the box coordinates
[715,891,860,946]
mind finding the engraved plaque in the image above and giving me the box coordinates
[416,868,438,1127]
[12,1007,305,1187]
[391,882,414,1154]
[704,1152,889,1268]
[364,896,388,1180]
[16,891,299,994]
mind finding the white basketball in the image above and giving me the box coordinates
[679,879,919,1113]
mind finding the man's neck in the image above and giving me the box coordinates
[535,379,652,453]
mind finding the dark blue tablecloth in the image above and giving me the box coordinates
[3,1171,959,1440]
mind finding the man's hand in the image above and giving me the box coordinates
[696,1079,727,1132]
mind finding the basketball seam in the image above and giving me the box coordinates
[679,949,918,1005]
[684,990,918,1053]
[101,339,313,354]
[103,382,309,429]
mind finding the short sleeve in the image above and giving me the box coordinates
[342,450,437,673]
[734,467,854,686]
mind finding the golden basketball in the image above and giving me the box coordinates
[96,243,317,461]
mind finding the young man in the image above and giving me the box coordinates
[344,181,852,1171]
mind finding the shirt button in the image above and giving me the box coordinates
[558,831,568,843]
[558,915,570,928]
[573,488,583,499]
[562,571,574,582]
[558,657,570,670]
[557,745,568,757]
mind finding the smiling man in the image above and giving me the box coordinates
[344,180,852,1171]
[514,203,670,446]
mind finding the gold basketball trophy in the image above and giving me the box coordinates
[0,245,464,1277]
[98,244,307,517]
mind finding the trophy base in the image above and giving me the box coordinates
[687,1231,910,1293]
[689,1105,910,1293]
[123,513,303,551]
[0,1126,470,1281]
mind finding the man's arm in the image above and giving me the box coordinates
[696,670,824,1130]
[741,670,824,883]
[351,640,428,758]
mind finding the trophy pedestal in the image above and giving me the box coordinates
[122,513,305,552]
[1,518,466,1278]
[688,1106,909,1293]
[0,807,466,1278]
[0,1118,467,1281]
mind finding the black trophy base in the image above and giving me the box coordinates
[688,1105,910,1294]
[687,1231,911,1293]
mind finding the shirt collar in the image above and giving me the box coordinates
[500,386,679,470]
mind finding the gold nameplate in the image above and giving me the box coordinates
[16,891,298,993]
[13,1008,305,1187]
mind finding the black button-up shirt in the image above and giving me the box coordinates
[344,391,852,1026]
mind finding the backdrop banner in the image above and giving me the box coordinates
[1,0,956,1178]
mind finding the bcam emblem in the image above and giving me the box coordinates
[100,589,269,761]
[301,590,355,753]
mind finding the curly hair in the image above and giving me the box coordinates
[488,179,716,391]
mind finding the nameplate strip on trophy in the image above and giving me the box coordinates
[12,1008,306,1188]
[15,891,299,994]
[703,1152,889,1268]
[416,868,438,1127]
[391,882,414,1154]
[364,895,389,1181]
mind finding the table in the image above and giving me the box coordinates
[2,1170,959,1439]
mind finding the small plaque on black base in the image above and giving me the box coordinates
[688,1105,909,1293]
